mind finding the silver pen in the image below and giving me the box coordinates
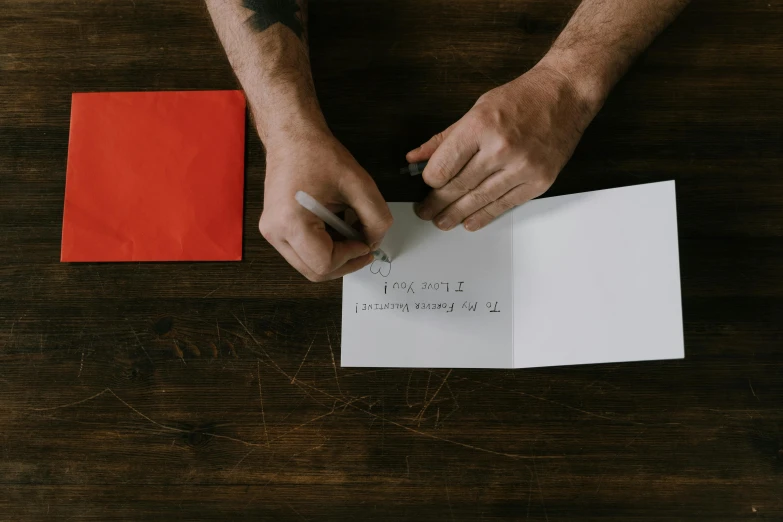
[294,191,391,263]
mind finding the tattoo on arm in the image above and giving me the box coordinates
[242,0,304,39]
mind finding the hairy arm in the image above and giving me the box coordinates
[206,0,392,281]
[205,0,324,141]
[544,0,691,115]
[409,0,690,231]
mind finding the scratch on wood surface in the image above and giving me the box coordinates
[624,428,647,448]
[232,312,287,377]
[202,286,221,298]
[291,335,315,384]
[459,376,674,426]
[423,370,432,408]
[405,370,415,407]
[526,465,534,519]
[260,443,326,488]
[326,327,343,397]
[237,330,325,410]
[532,458,549,522]
[310,369,398,385]
[274,365,560,460]
[241,334,564,460]
[126,320,153,363]
[269,396,363,443]
[285,501,310,522]
[749,379,760,401]
[28,388,271,449]
[172,341,186,364]
[444,379,460,411]
[277,396,306,425]
[445,474,455,521]
[229,447,257,475]
[415,369,452,425]
[225,340,237,358]
[77,350,84,378]
[257,361,269,447]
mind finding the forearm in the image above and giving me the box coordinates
[206,0,326,144]
[539,0,690,117]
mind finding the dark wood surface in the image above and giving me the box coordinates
[2,0,782,519]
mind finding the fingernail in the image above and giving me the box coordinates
[415,204,432,221]
[464,219,479,231]
[369,241,380,250]
[435,215,454,230]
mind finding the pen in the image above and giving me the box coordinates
[400,161,428,177]
[294,191,392,263]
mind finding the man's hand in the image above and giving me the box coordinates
[408,0,689,232]
[260,128,393,282]
[407,61,593,232]
[207,0,394,281]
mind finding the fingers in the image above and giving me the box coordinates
[339,175,393,248]
[275,236,373,282]
[406,123,456,163]
[261,212,374,281]
[407,121,480,190]
[463,183,545,231]
[421,124,480,189]
[288,220,371,277]
[415,153,493,222]
[429,169,518,230]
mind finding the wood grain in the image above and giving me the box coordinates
[1,0,782,519]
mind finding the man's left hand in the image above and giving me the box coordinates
[407,60,595,231]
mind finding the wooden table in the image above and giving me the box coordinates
[2,1,782,519]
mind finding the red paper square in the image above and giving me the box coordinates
[61,90,246,262]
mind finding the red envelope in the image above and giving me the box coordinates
[61,90,246,262]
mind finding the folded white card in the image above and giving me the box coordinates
[342,181,684,368]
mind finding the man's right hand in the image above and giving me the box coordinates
[259,128,393,282]
[206,0,392,281]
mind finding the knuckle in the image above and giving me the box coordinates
[530,175,552,193]
[495,135,514,154]
[480,107,502,127]
[470,109,491,129]
[311,260,331,277]
[424,164,451,188]
[258,216,273,240]
[500,197,518,211]
[448,175,472,194]
[470,189,495,207]
[377,210,394,231]
[477,206,497,221]
[305,272,326,283]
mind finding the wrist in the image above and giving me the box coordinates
[536,49,610,120]
[252,90,330,148]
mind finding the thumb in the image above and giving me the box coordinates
[406,123,456,163]
[340,177,394,248]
